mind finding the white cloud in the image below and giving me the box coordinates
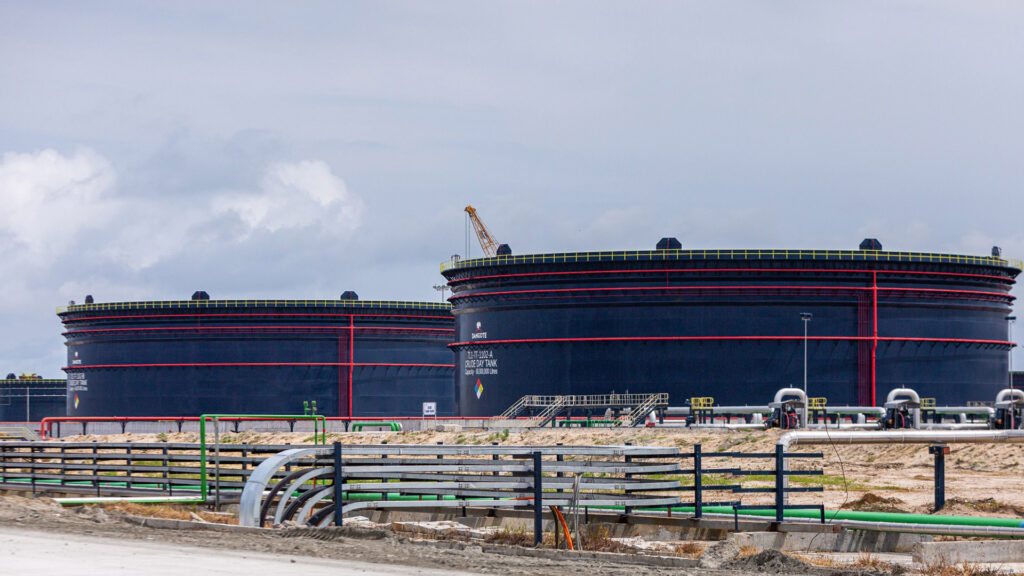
[0,148,117,262]
[98,159,363,270]
[214,160,363,236]
[0,148,365,375]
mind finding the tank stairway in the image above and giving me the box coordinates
[0,426,41,441]
[534,396,570,427]
[628,394,667,427]
[498,393,669,427]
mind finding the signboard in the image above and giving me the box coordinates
[422,402,437,417]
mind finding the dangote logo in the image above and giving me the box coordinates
[72,351,82,365]
[471,321,487,340]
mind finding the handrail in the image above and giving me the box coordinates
[440,249,1023,273]
[56,299,452,315]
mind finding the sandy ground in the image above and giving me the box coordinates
[59,427,1024,518]
[0,492,857,576]
[0,524,485,576]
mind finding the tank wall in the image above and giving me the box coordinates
[61,305,454,417]
[446,258,1017,415]
[0,380,67,422]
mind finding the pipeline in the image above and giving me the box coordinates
[778,429,1024,451]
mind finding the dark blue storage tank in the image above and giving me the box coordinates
[0,376,67,422]
[442,243,1020,415]
[59,298,454,417]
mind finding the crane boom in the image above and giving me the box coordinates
[465,205,499,257]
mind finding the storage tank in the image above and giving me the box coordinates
[59,296,454,417]
[0,375,66,422]
[442,241,1019,416]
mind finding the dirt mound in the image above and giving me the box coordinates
[723,549,816,574]
[933,498,1024,517]
[841,493,909,513]
[697,537,742,569]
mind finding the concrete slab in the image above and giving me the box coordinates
[735,529,931,553]
[914,540,1024,564]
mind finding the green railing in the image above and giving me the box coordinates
[58,299,452,315]
[440,249,1022,273]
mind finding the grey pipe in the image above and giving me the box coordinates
[885,387,922,428]
[773,387,809,428]
[997,388,1024,405]
[779,429,1024,451]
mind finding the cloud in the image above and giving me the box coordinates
[214,160,363,237]
[96,158,363,270]
[0,148,364,375]
[0,148,118,263]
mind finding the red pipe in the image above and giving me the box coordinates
[448,284,1013,301]
[39,415,511,439]
[449,266,1014,285]
[61,312,452,324]
[349,315,355,418]
[872,271,878,406]
[449,335,1014,347]
[63,326,453,335]
[62,362,455,369]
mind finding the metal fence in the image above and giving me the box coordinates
[0,441,823,539]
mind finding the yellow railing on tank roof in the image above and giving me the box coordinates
[440,249,1023,273]
[57,299,452,315]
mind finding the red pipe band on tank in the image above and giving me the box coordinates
[449,267,1013,285]
[448,336,1013,347]
[63,362,455,369]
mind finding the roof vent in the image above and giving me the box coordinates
[859,238,882,251]
[992,246,1002,258]
[496,244,512,256]
[191,291,210,301]
[340,291,359,300]
[656,237,682,250]
[84,295,94,304]
[5,373,14,380]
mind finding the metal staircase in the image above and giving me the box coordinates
[534,396,569,427]
[0,426,41,441]
[497,393,669,427]
[628,393,669,427]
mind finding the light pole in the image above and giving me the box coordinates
[1009,315,1017,390]
[800,313,813,394]
[433,284,449,302]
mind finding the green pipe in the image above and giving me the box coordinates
[200,413,327,501]
[678,506,1024,528]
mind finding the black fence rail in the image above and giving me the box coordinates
[0,442,296,499]
[0,441,824,529]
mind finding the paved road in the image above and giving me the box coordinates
[0,526,486,575]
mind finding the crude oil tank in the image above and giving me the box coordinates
[0,375,66,422]
[442,240,1020,416]
[59,294,454,417]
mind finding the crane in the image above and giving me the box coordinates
[464,205,499,257]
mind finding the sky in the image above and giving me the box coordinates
[1,1,1022,376]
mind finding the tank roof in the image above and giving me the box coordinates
[441,248,1022,275]
[58,299,451,316]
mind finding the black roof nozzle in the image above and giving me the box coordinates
[859,238,882,251]
[5,373,15,380]
[656,237,682,250]
[496,244,512,256]
[992,246,1002,258]
[84,295,94,304]
[340,291,359,300]
[191,291,210,301]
